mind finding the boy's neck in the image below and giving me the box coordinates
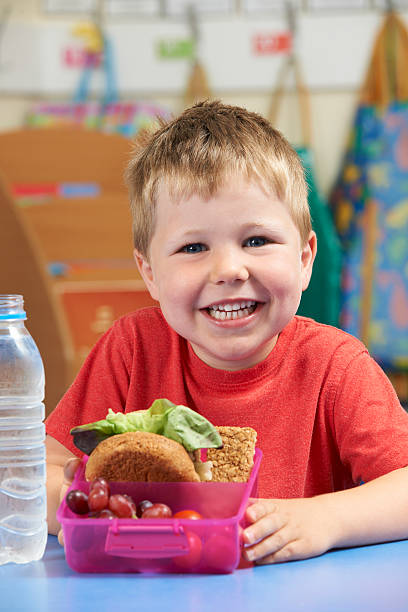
[188,335,279,371]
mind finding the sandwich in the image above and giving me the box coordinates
[70,399,257,483]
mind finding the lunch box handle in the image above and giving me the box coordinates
[105,522,190,559]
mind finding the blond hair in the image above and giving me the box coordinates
[125,100,310,258]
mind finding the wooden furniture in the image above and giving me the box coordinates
[0,174,73,416]
[0,129,156,412]
[0,128,131,190]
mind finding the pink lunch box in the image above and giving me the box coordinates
[57,448,262,574]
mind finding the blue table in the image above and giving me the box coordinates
[1,536,408,611]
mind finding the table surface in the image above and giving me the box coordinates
[1,536,408,612]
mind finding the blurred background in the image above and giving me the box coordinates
[0,0,407,413]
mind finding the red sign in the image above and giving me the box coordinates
[252,32,292,55]
[58,283,157,375]
[12,183,58,197]
[62,47,102,68]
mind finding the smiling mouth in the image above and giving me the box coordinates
[205,301,258,321]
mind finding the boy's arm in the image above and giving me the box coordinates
[243,465,408,564]
[46,435,78,535]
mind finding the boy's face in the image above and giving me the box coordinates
[135,177,316,371]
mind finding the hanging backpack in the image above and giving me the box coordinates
[330,12,408,393]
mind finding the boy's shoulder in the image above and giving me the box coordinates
[291,315,368,358]
[114,306,169,333]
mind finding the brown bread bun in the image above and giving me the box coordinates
[85,431,200,482]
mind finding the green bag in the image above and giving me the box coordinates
[296,147,341,326]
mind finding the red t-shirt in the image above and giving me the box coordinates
[46,307,408,498]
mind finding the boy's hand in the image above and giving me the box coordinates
[57,457,81,546]
[243,496,334,564]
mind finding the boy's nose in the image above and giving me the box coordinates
[209,250,249,285]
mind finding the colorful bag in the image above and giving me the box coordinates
[331,12,408,374]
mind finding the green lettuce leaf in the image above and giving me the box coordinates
[70,398,222,455]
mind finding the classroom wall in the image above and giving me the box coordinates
[0,0,383,198]
[2,1,408,405]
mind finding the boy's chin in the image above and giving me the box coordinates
[190,339,278,371]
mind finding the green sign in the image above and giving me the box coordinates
[157,38,195,59]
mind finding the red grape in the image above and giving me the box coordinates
[90,477,110,496]
[88,487,109,512]
[141,503,172,519]
[108,494,135,518]
[98,509,117,519]
[87,511,100,518]
[66,490,89,515]
[136,499,153,518]
[122,494,136,515]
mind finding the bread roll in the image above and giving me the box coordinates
[85,431,200,482]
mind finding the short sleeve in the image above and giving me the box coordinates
[45,317,133,456]
[332,351,408,484]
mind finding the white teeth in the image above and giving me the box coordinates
[208,300,256,312]
[207,302,257,320]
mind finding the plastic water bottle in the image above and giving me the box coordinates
[0,295,47,564]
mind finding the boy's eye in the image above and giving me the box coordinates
[180,243,207,254]
[244,236,269,248]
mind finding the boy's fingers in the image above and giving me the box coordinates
[59,457,81,504]
[243,509,287,547]
[56,458,80,547]
[57,529,64,547]
[246,499,278,522]
[63,457,81,482]
[255,540,305,565]
[244,524,294,562]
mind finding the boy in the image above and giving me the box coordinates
[46,100,408,565]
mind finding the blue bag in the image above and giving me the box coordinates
[331,13,408,387]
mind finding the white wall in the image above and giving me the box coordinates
[0,0,383,196]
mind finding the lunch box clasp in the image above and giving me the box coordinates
[105,521,190,559]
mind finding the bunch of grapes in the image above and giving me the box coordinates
[66,478,173,519]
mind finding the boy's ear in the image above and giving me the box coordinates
[300,231,317,292]
[133,249,159,301]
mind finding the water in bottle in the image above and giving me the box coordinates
[0,294,47,564]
